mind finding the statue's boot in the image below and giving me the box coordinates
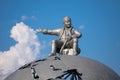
[48,53,55,57]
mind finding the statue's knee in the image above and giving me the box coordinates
[73,38,78,42]
[52,40,56,44]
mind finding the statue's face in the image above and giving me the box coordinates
[64,19,71,28]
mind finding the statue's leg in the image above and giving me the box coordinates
[73,38,78,55]
[65,38,78,55]
[48,40,56,56]
[51,40,56,54]
[49,40,63,56]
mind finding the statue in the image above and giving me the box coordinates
[36,16,82,56]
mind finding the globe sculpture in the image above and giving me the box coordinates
[5,55,120,80]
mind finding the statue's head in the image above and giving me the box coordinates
[63,16,71,28]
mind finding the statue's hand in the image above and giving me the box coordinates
[36,29,42,32]
[36,29,48,34]
[71,35,77,38]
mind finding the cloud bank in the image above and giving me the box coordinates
[0,22,41,80]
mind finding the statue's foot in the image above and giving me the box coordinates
[73,51,78,55]
[48,53,55,57]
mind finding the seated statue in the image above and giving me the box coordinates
[36,16,82,56]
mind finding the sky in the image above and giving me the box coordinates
[0,0,120,79]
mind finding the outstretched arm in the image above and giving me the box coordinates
[36,28,60,36]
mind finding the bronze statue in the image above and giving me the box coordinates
[36,16,82,56]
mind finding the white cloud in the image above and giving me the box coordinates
[0,22,41,80]
[21,16,27,20]
[79,24,85,30]
[31,16,37,20]
[21,15,37,21]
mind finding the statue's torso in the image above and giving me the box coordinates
[59,27,73,41]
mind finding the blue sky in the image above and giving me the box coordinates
[0,0,120,78]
